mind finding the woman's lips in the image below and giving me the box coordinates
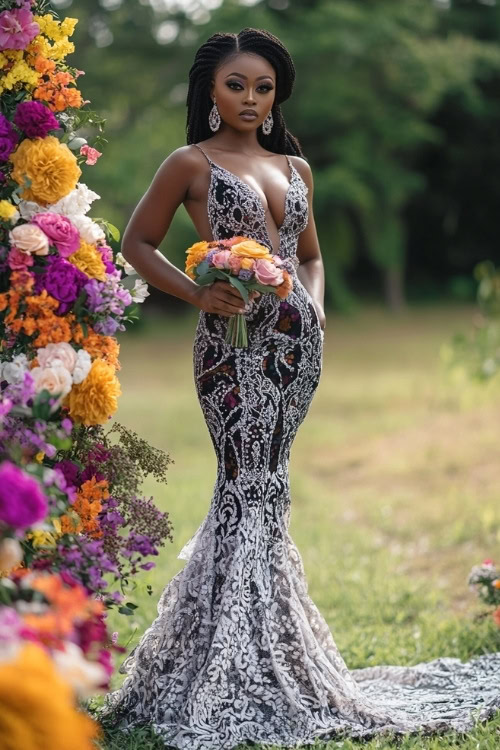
[239,113,257,120]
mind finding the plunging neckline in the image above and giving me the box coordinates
[194,144,298,255]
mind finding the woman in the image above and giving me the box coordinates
[100,27,500,750]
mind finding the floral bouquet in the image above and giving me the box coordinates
[185,235,293,347]
[467,558,500,627]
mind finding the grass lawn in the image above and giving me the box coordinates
[94,303,500,749]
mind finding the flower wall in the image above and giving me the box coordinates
[0,2,173,745]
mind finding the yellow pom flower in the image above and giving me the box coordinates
[64,358,121,426]
[0,642,99,750]
[0,200,18,223]
[185,240,209,280]
[9,135,81,206]
[67,241,106,280]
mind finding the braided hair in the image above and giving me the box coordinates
[186,27,304,157]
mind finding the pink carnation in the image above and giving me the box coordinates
[212,249,231,269]
[80,145,102,166]
[7,246,34,270]
[0,460,48,530]
[31,212,80,258]
[0,8,40,51]
[228,254,242,274]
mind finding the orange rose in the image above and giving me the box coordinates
[231,239,273,260]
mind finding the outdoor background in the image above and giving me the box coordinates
[50,1,500,747]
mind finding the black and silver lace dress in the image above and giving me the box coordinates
[100,143,500,748]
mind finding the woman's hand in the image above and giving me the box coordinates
[193,280,260,317]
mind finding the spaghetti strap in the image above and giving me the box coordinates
[192,142,213,165]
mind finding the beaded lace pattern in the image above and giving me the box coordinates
[99,144,500,749]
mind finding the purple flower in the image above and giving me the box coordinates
[238,269,253,281]
[54,459,80,489]
[13,101,59,139]
[140,562,156,571]
[35,257,87,314]
[0,460,48,529]
[94,316,120,336]
[0,8,40,51]
[0,113,19,162]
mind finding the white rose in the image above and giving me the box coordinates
[9,224,49,256]
[131,278,150,303]
[72,348,91,385]
[0,538,23,571]
[1,353,29,384]
[52,642,108,699]
[69,214,105,244]
[37,342,78,373]
[30,364,73,399]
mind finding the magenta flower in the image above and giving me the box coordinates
[0,8,40,51]
[31,212,80,257]
[7,246,34,270]
[0,460,48,529]
[0,114,19,162]
[34,256,87,314]
[13,100,59,139]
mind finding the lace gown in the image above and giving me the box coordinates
[100,143,500,748]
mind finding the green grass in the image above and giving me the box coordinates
[95,303,500,749]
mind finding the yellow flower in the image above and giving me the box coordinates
[0,200,18,223]
[64,358,121,426]
[67,241,106,280]
[27,530,57,549]
[0,642,99,750]
[9,135,81,206]
[34,451,45,463]
[34,14,78,42]
[240,257,255,270]
[231,239,272,260]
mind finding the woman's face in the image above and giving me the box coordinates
[210,52,276,132]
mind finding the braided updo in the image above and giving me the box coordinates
[186,27,304,157]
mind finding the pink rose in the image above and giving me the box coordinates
[31,212,80,257]
[7,246,34,270]
[228,255,242,274]
[212,249,231,269]
[36,342,78,374]
[80,145,102,166]
[30,364,73,399]
[254,258,284,287]
[9,223,49,256]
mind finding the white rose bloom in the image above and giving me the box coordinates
[115,252,137,275]
[72,348,92,385]
[69,214,106,244]
[30,364,73,399]
[131,278,150,303]
[1,353,29,384]
[37,342,78,373]
[17,199,41,221]
[52,642,108,699]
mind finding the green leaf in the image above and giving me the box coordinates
[226,276,249,303]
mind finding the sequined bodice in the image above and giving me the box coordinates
[193,143,309,269]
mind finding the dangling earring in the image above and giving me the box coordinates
[262,110,273,135]
[209,98,221,132]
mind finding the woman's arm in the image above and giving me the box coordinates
[120,146,251,317]
[290,156,326,330]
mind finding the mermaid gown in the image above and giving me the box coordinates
[100,143,500,748]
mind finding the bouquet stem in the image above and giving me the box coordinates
[226,312,248,348]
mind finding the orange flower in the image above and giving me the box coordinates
[493,607,500,628]
[71,477,109,539]
[64,358,121,426]
[275,269,293,299]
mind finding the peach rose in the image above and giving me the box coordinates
[36,342,78,374]
[254,258,284,287]
[212,249,231,269]
[228,254,242,274]
[0,538,23,572]
[9,223,50,256]
[231,239,273,260]
[31,364,73,399]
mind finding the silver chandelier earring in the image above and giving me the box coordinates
[209,99,221,132]
[262,110,273,135]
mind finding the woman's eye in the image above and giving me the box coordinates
[226,81,273,92]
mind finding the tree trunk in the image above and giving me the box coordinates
[384,266,406,312]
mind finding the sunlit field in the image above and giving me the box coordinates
[96,303,500,750]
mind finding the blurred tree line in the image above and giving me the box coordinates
[54,0,500,314]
